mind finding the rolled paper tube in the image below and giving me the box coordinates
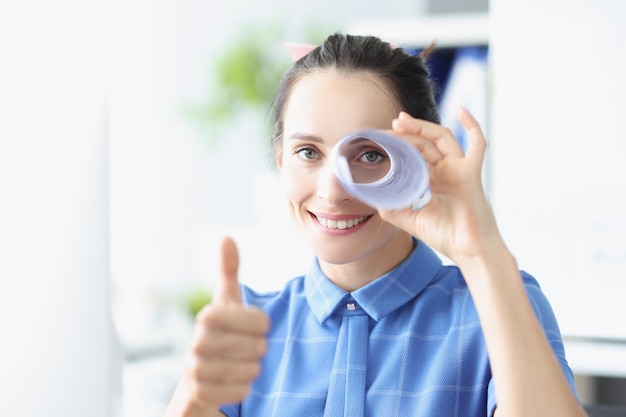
[329,130,431,210]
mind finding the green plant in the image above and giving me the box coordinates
[182,20,334,147]
[182,286,213,318]
[182,21,289,147]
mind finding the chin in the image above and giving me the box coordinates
[307,236,372,265]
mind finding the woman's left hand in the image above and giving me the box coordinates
[379,108,505,266]
[381,111,588,417]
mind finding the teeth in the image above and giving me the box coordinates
[317,215,367,229]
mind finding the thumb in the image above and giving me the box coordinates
[214,236,243,305]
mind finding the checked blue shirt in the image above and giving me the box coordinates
[220,240,577,417]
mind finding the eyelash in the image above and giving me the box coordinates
[294,146,321,160]
[293,146,387,165]
[359,150,386,163]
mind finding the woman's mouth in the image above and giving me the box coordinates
[312,213,371,230]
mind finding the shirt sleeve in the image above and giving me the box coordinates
[485,271,580,416]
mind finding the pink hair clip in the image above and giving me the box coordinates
[281,42,317,62]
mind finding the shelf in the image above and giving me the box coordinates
[564,337,626,378]
[346,12,489,48]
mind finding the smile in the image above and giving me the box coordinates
[314,214,370,230]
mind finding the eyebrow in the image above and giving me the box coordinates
[286,132,324,143]
[286,133,373,145]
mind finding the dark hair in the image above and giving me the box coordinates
[270,32,440,149]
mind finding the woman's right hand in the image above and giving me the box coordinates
[163,237,270,417]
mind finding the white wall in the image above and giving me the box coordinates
[489,0,626,340]
[0,1,122,416]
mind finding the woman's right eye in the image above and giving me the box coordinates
[295,147,320,160]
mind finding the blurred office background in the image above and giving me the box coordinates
[1,0,625,416]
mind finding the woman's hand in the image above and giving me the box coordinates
[163,237,269,417]
[379,108,506,267]
[381,110,587,417]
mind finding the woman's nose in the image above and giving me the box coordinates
[316,163,353,205]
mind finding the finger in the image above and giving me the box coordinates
[194,332,267,361]
[189,357,262,384]
[457,107,487,162]
[393,111,464,157]
[386,127,444,163]
[195,308,270,347]
[198,306,270,334]
[188,379,251,409]
[214,236,243,306]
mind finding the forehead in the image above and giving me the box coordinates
[283,70,400,141]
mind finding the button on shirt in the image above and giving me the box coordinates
[220,240,577,417]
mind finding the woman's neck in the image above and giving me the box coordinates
[319,232,415,292]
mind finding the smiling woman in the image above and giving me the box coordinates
[161,33,587,417]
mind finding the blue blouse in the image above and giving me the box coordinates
[220,240,577,417]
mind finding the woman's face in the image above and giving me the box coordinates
[277,70,411,268]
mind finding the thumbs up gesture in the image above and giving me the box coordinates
[174,237,270,415]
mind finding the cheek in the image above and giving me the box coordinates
[280,160,314,206]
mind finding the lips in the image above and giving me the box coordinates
[312,213,371,230]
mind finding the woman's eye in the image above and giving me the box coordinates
[359,150,386,164]
[296,147,320,160]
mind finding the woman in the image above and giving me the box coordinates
[163,33,586,417]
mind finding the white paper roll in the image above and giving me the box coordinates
[330,130,431,210]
